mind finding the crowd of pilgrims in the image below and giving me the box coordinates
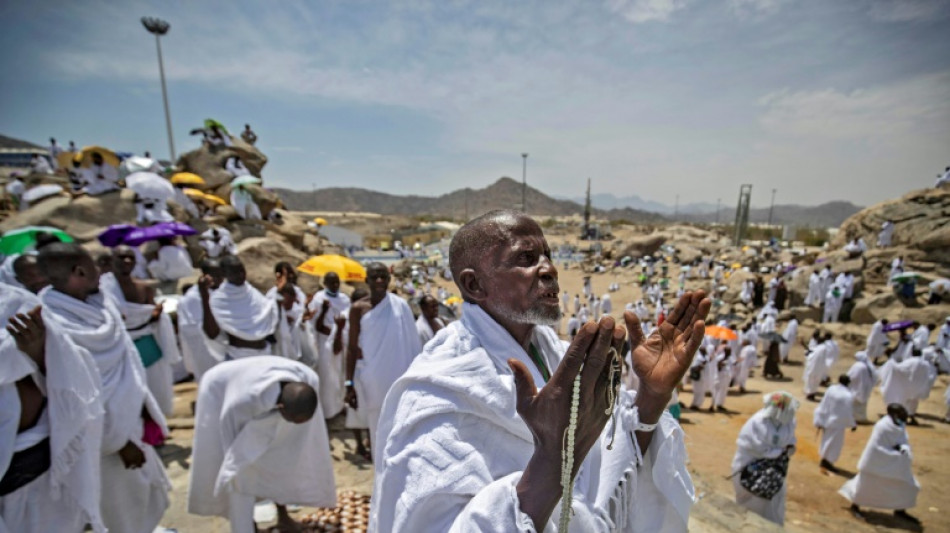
[1,192,948,530]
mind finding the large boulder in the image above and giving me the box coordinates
[175,137,267,191]
[620,234,666,258]
[832,186,950,263]
[0,189,135,238]
[850,291,950,325]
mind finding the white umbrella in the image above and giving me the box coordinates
[22,184,64,204]
[119,157,161,179]
[126,172,175,201]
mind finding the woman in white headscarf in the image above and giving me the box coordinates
[731,391,799,525]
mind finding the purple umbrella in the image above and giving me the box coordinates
[98,224,137,247]
[122,222,197,246]
[883,320,914,332]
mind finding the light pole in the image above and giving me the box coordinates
[141,17,176,162]
[521,153,528,212]
[768,188,777,225]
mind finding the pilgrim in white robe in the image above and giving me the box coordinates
[4,179,24,210]
[779,319,798,362]
[839,415,919,510]
[865,320,889,360]
[911,325,931,351]
[187,357,336,533]
[39,288,171,533]
[173,187,201,218]
[803,344,830,396]
[822,287,844,323]
[713,351,734,408]
[804,272,821,307]
[209,281,279,360]
[177,285,227,382]
[740,280,753,304]
[732,410,797,525]
[938,320,950,350]
[578,305,590,323]
[689,351,716,409]
[99,273,182,417]
[371,302,694,532]
[199,227,237,258]
[879,357,936,415]
[416,314,445,347]
[30,156,53,175]
[846,352,878,422]
[147,244,195,282]
[877,221,894,247]
[356,293,422,449]
[890,335,913,364]
[271,291,305,361]
[600,293,612,315]
[734,345,757,390]
[84,163,119,196]
[135,197,174,225]
[230,188,262,221]
[308,289,352,420]
[813,384,856,463]
[0,285,105,533]
[923,345,950,374]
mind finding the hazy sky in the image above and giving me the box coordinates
[2,0,948,207]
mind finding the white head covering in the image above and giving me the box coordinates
[761,391,799,426]
[854,350,868,362]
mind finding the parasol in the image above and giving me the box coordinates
[313,217,328,226]
[0,226,74,255]
[75,146,120,168]
[231,175,262,188]
[171,172,205,186]
[122,222,197,246]
[759,332,787,344]
[97,224,137,247]
[126,172,175,201]
[890,272,922,283]
[204,118,228,134]
[883,320,914,332]
[298,255,366,282]
[444,296,463,306]
[704,325,738,341]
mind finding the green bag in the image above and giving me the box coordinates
[133,335,163,368]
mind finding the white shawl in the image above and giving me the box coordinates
[38,287,168,455]
[839,415,919,508]
[813,384,855,430]
[0,255,23,289]
[209,281,278,341]
[846,352,878,403]
[879,357,936,405]
[177,286,226,382]
[356,292,422,411]
[187,357,336,518]
[370,302,693,533]
[0,285,105,532]
[99,273,182,364]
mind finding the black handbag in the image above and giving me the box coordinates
[736,451,789,500]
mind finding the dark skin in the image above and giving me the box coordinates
[13,256,50,294]
[7,307,47,432]
[454,214,710,529]
[204,260,270,348]
[198,266,225,339]
[315,273,341,336]
[345,264,390,409]
[113,246,162,321]
[420,295,444,335]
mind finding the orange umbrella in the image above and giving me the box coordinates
[704,325,738,341]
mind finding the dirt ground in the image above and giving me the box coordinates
[156,223,949,532]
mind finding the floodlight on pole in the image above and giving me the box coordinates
[141,16,176,162]
[521,153,528,212]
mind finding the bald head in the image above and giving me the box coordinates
[449,210,540,301]
[277,381,318,423]
[37,242,99,299]
[221,255,246,286]
[13,254,48,294]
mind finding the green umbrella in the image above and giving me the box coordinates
[0,226,74,255]
[890,271,922,283]
[204,118,229,135]
[231,175,262,188]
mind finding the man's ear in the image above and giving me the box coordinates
[458,268,486,303]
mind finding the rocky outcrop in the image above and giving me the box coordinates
[0,189,135,237]
[849,290,950,325]
[236,236,323,294]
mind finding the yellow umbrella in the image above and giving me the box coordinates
[171,172,205,186]
[313,217,328,226]
[75,146,120,168]
[298,255,366,282]
[183,188,227,206]
[731,263,743,270]
[444,296,463,305]
[56,151,75,169]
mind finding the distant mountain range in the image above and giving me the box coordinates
[560,192,862,227]
[273,177,666,223]
[274,177,859,227]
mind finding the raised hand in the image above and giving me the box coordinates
[7,306,46,370]
[627,290,710,401]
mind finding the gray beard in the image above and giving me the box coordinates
[494,301,562,327]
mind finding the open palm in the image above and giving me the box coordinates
[627,291,711,398]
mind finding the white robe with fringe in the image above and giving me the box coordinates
[0,285,105,533]
[100,273,183,417]
[355,293,421,447]
[839,415,919,509]
[370,302,694,533]
[39,287,170,533]
[187,357,336,521]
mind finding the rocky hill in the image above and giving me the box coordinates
[273,177,665,222]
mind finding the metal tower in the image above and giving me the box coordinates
[734,184,753,246]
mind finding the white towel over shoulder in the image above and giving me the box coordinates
[210,281,278,341]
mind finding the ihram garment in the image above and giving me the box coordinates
[803,344,830,396]
[307,289,352,420]
[732,408,797,525]
[779,319,798,362]
[839,415,919,509]
[209,281,278,359]
[99,273,182,417]
[177,285,227,382]
[0,285,105,533]
[39,287,170,533]
[370,302,693,532]
[846,352,878,422]
[355,293,421,450]
[187,357,335,533]
[879,357,936,416]
[813,384,855,463]
[416,315,445,347]
[865,321,889,360]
